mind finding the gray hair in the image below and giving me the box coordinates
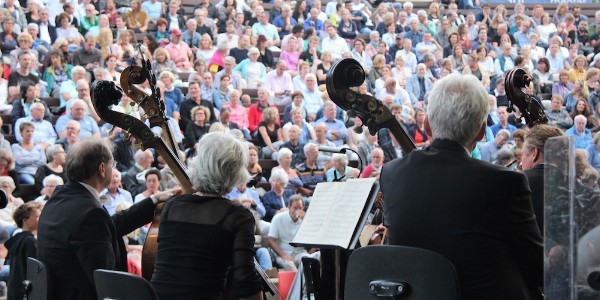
[29,102,44,114]
[427,74,488,146]
[303,142,318,155]
[65,139,113,182]
[43,174,64,186]
[0,176,15,190]
[72,66,86,75]
[269,168,289,185]
[277,147,293,163]
[159,70,176,82]
[133,149,150,164]
[496,129,511,140]
[189,132,250,195]
[45,144,64,162]
[332,153,348,166]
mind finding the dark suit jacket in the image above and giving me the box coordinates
[122,165,145,196]
[524,164,544,234]
[35,21,57,44]
[37,181,156,300]
[381,139,543,300]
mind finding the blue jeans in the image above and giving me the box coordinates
[256,247,273,270]
[17,173,35,185]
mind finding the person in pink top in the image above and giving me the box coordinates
[164,28,194,71]
[225,89,251,140]
[279,36,301,77]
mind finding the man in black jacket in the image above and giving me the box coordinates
[382,73,543,300]
[37,139,180,300]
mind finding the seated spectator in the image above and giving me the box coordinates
[233,47,266,89]
[283,107,316,145]
[326,153,358,182]
[122,149,154,196]
[360,148,385,179]
[570,99,594,129]
[184,106,211,150]
[0,176,24,226]
[134,169,161,202]
[126,0,149,33]
[257,107,283,159]
[58,65,86,108]
[229,34,249,64]
[34,144,67,193]
[302,74,323,121]
[34,174,63,203]
[247,87,272,134]
[41,50,72,98]
[587,133,600,171]
[54,99,101,139]
[294,143,326,196]
[245,145,264,187]
[178,81,217,131]
[212,74,231,110]
[0,18,19,57]
[182,19,202,53]
[72,34,103,75]
[283,92,308,125]
[151,48,179,78]
[165,28,194,71]
[227,182,266,221]
[155,18,171,47]
[8,51,40,103]
[10,33,39,71]
[55,13,80,46]
[268,195,319,271]
[216,20,239,51]
[14,102,56,149]
[264,61,294,106]
[110,30,135,69]
[5,201,42,300]
[278,124,306,166]
[0,60,10,114]
[406,64,433,105]
[357,130,378,167]
[376,78,412,109]
[408,108,430,148]
[225,90,250,136]
[563,80,589,113]
[208,41,229,73]
[280,38,301,78]
[315,101,348,147]
[491,106,518,137]
[213,56,244,90]
[262,168,295,222]
[12,122,47,184]
[256,35,275,70]
[479,129,510,163]
[566,115,593,149]
[159,71,183,120]
[55,120,80,153]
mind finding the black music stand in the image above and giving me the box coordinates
[290,179,380,300]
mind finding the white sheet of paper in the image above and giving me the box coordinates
[292,178,376,248]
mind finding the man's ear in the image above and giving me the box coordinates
[474,122,486,142]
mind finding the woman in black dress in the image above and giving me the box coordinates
[151,132,263,300]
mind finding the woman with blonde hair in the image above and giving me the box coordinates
[368,54,385,90]
[553,3,569,25]
[569,55,588,83]
[316,51,333,86]
[151,47,178,77]
[97,27,114,59]
[257,107,283,159]
[392,55,412,86]
[563,80,589,113]
[110,30,135,69]
[196,33,216,64]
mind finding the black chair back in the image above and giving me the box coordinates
[93,269,158,300]
[344,245,460,300]
[23,257,49,300]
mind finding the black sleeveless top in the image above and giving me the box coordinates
[151,195,262,299]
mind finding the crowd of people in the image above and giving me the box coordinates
[0,0,596,298]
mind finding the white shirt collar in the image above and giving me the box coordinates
[79,181,101,204]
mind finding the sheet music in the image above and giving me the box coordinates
[292,178,376,248]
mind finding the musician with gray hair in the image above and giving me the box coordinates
[37,139,180,300]
[382,73,543,299]
[151,132,263,300]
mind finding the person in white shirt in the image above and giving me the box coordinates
[321,25,350,60]
[396,39,417,73]
[302,74,323,121]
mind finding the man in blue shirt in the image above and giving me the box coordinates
[15,102,57,148]
[315,101,348,147]
[566,115,593,149]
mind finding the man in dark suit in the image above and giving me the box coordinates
[36,8,57,45]
[381,73,543,300]
[521,125,565,235]
[37,139,180,300]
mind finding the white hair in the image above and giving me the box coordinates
[43,174,64,186]
[45,144,64,162]
[427,74,488,146]
[332,153,348,166]
[269,168,289,185]
[72,66,86,75]
[277,147,293,163]
[303,142,318,155]
[403,1,413,9]
[189,132,250,195]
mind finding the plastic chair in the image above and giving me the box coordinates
[93,269,158,300]
[344,245,460,300]
[22,257,50,300]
